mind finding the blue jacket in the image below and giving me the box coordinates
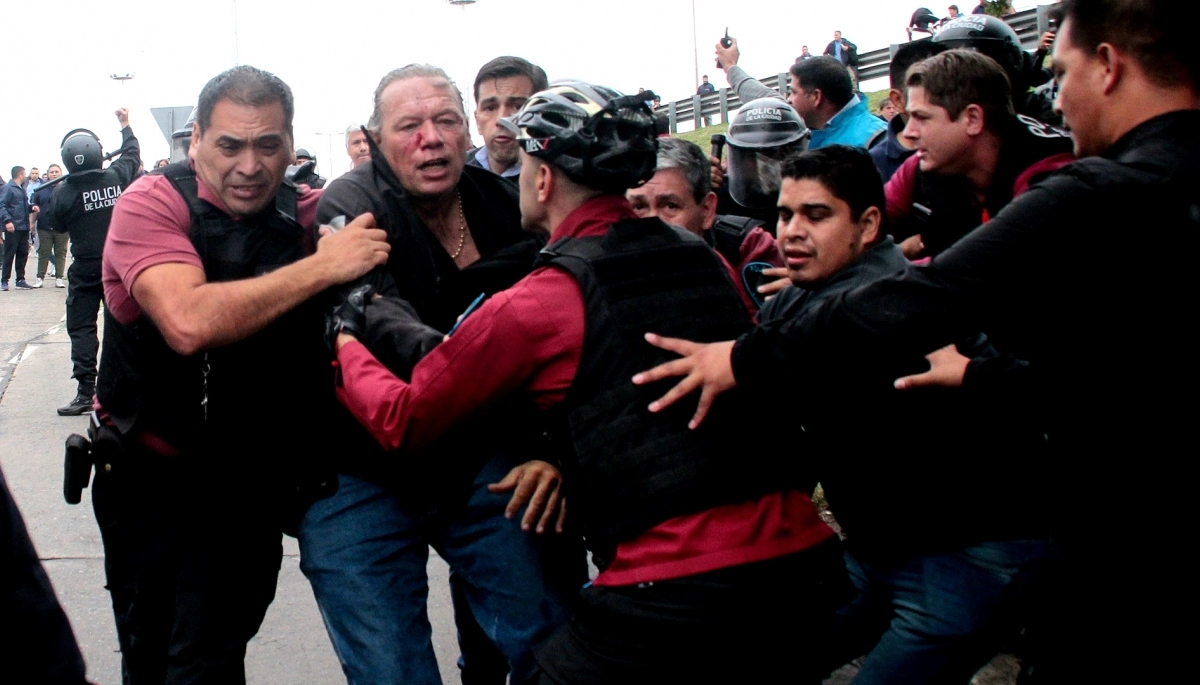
[0,180,32,231]
[869,113,917,181]
[810,95,888,150]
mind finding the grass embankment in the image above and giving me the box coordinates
[671,88,889,147]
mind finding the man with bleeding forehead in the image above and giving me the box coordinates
[303,64,573,684]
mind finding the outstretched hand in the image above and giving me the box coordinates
[632,334,737,429]
[488,460,567,534]
[893,344,969,390]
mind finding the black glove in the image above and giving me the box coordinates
[325,284,376,352]
[362,296,444,381]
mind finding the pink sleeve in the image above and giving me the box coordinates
[103,175,203,323]
[739,227,782,269]
[335,269,585,455]
[885,154,919,224]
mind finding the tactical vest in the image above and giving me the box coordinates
[96,162,333,462]
[707,214,766,267]
[539,217,801,556]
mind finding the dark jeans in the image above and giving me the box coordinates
[297,457,581,685]
[450,569,511,685]
[91,428,283,684]
[2,229,30,282]
[533,538,852,685]
[66,264,103,390]
[830,540,1054,685]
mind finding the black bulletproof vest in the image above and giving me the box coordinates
[539,217,800,556]
[707,214,766,267]
[96,162,331,458]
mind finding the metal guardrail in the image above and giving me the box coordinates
[660,5,1057,133]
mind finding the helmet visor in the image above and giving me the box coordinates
[726,138,809,210]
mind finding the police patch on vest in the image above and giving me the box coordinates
[82,185,122,212]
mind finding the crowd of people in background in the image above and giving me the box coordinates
[3,1,1195,684]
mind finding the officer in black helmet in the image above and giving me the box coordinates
[47,108,141,416]
[934,13,1055,120]
[290,147,327,189]
[723,97,810,214]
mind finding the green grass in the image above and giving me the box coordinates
[672,88,888,145]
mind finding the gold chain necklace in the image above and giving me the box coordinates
[447,191,467,259]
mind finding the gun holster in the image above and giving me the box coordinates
[63,413,123,505]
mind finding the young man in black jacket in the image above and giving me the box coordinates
[636,1,1199,680]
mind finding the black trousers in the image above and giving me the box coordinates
[532,537,852,685]
[91,428,283,685]
[2,229,30,282]
[66,264,103,391]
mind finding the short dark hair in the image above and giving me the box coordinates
[11,166,24,179]
[781,145,885,229]
[906,49,1015,132]
[472,56,549,103]
[1060,0,1197,90]
[195,65,294,135]
[949,4,959,10]
[889,38,939,90]
[789,56,854,109]
[47,164,61,172]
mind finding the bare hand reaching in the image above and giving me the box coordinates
[315,212,391,285]
[893,344,969,390]
[487,460,567,533]
[632,334,737,429]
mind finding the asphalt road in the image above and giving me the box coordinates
[0,279,463,685]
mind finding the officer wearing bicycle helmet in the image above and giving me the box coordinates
[47,108,141,416]
[330,79,846,683]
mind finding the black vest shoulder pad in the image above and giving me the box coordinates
[708,214,764,266]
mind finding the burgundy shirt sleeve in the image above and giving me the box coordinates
[885,154,920,224]
[1012,152,1075,197]
[335,267,585,454]
[102,175,201,325]
[738,226,782,268]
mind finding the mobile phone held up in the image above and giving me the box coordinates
[717,28,733,68]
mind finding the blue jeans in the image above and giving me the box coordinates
[297,456,580,685]
[834,540,1053,685]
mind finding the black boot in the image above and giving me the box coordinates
[57,388,94,417]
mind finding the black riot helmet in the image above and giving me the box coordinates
[934,14,1025,81]
[499,80,658,193]
[295,147,316,162]
[724,98,810,210]
[60,129,103,173]
[169,108,197,163]
[910,8,939,33]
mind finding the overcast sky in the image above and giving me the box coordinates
[1,0,1045,181]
